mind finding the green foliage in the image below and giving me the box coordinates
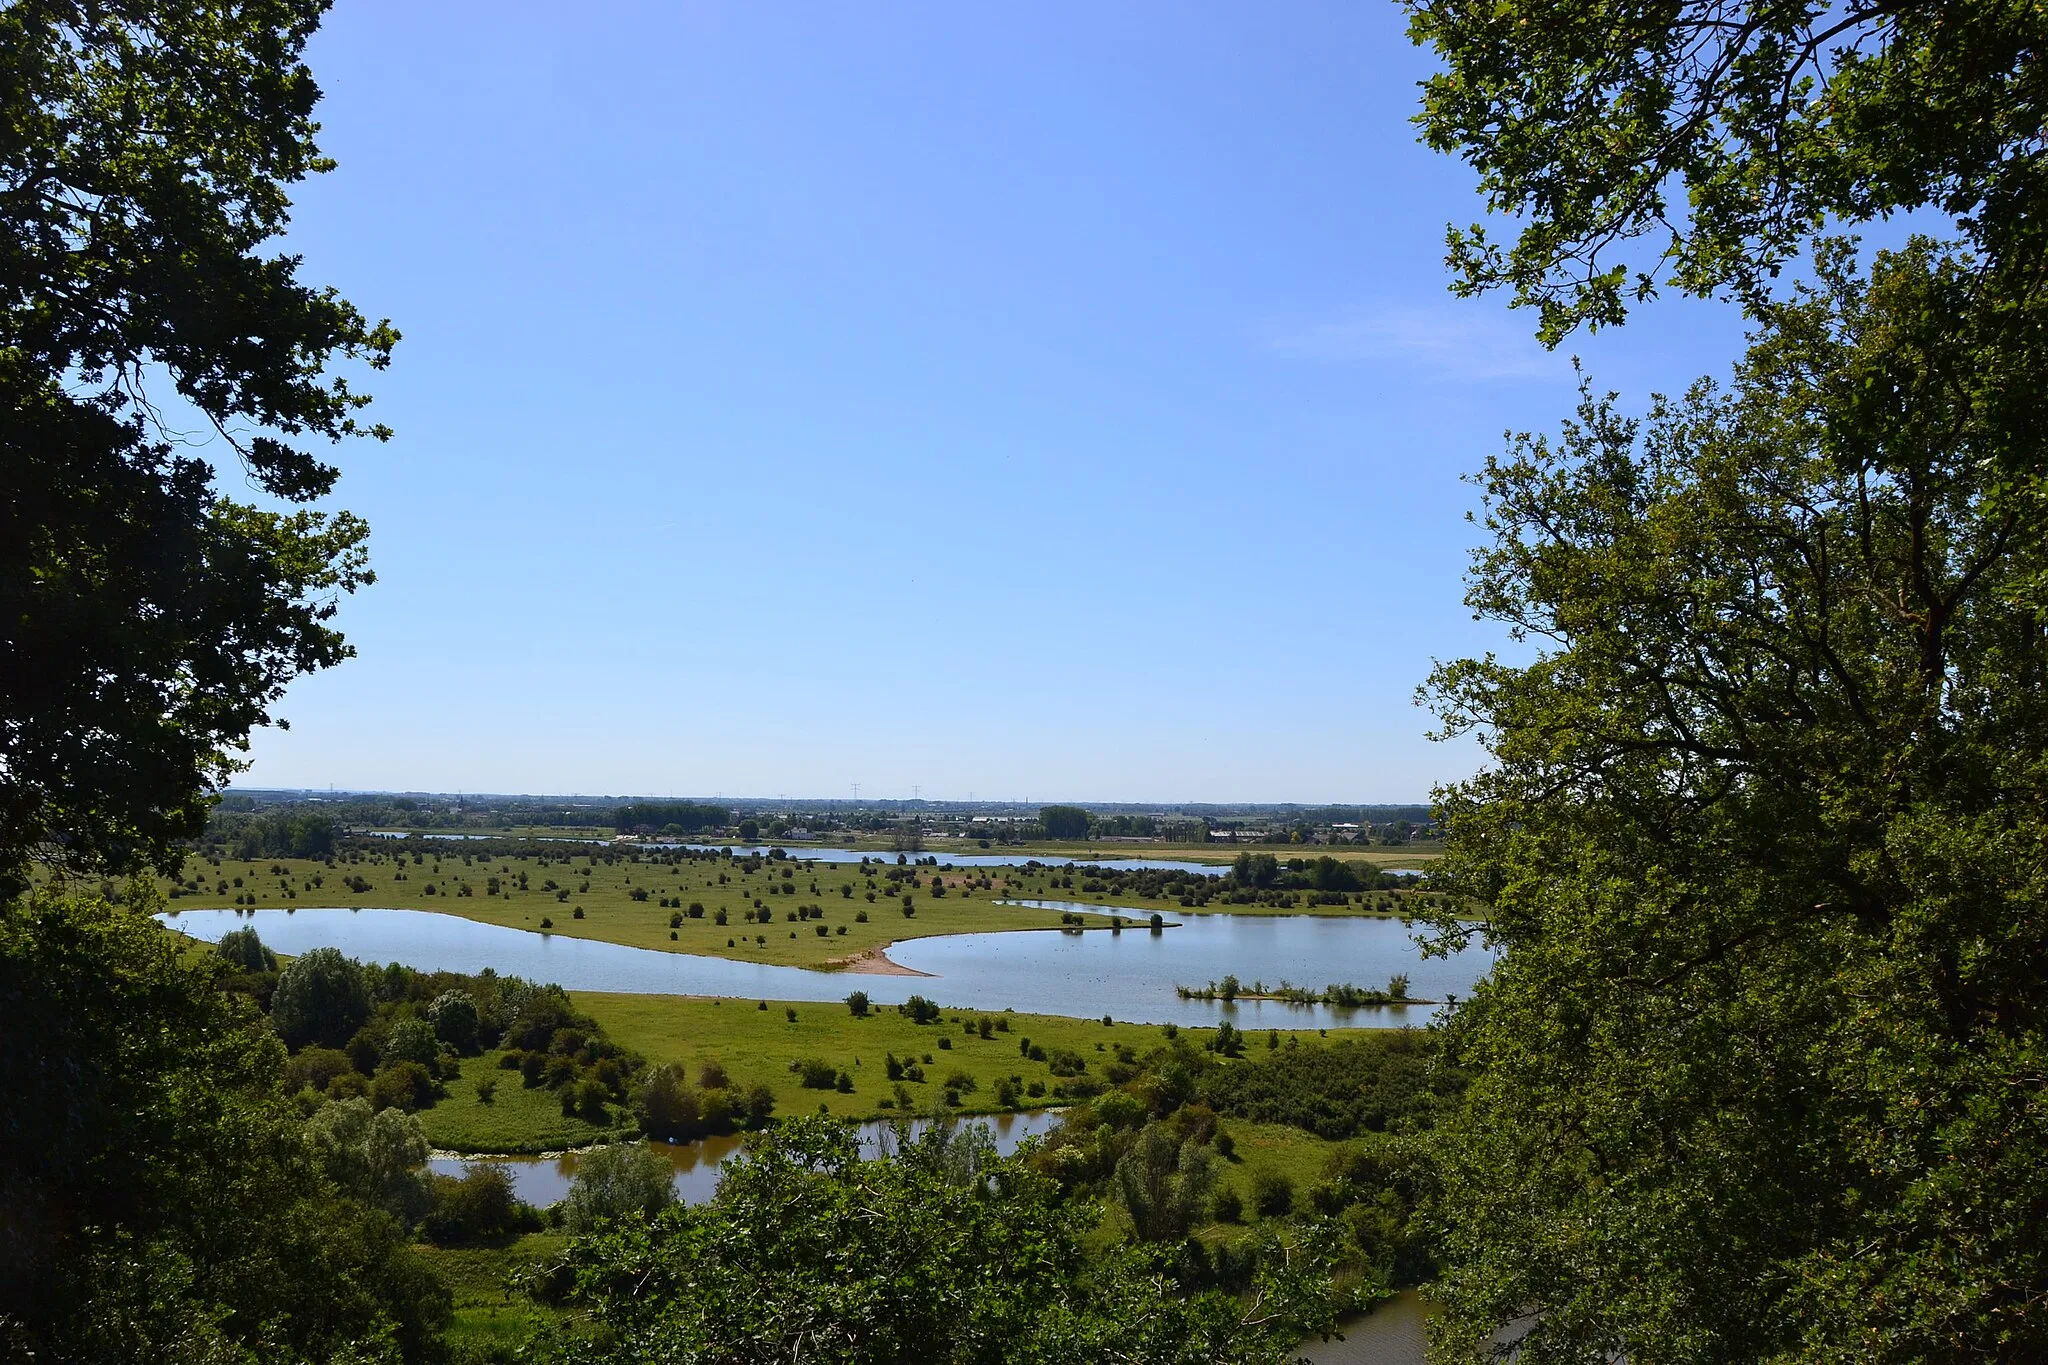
[560,1142,676,1234]
[1113,1124,1219,1241]
[1200,1031,1457,1140]
[0,894,446,1361]
[385,1016,441,1067]
[306,1096,434,1225]
[0,0,392,898]
[613,802,730,834]
[215,923,277,972]
[271,944,371,1049]
[373,1060,437,1112]
[1249,1170,1294,1219]
[429,989,480,1051]
[422,1162,537,1246]
[534,1119,1347,1364]
[1420,244,2048,1358]
[1038,805,1092,840]
[1403,0,2048,341]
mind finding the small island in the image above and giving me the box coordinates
[1175,974,1430,1007]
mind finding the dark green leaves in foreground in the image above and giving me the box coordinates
[1,0,393,898]
[0,892,447,1362]
[536,1119,1348,1365]
[1418,241,2048,1361]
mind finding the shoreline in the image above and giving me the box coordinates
[826,943,935,976]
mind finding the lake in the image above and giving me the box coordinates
[161,906,1489,1027]
[429,1108,1064,1206]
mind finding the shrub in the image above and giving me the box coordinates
[384,1017,440,1068]
[475,1077,497,1105]
[214,925,276,973]
[428,990,479,1051]
[1212,1187,1245,1223]
[371,1060,435,1112]
[845,991,870,1017]
[898,995,940,1025]
[561,1144,676,1232]
[636,1063,701,1140]
[698,1059,731,1090]
[422,1163,529,1245]
[1251,1170,1295,1218]
[568,1076,611,1123]
[792,1058,837,1089]
[284,1046,353,1094]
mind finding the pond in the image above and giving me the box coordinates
[160,907,1490,1028]
[428,1108,1065,1207]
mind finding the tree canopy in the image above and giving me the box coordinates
[536,1118,1348,1364]
[1418,241,2048,1360]
[1039,805,1092,840]
[1403,0,2048,341]
[0,0,394,898]
[1,892,448,1361]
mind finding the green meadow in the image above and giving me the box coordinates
[408,989,1348,1152]
[158,849,1140,967]
[158,844,1439,962]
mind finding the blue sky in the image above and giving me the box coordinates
[241,0,1751,803]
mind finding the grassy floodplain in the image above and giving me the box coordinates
[156,848,1145,967]
[156,843,1447,962]
[412,993,1316,1149]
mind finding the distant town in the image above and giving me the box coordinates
[219,790,1441,850]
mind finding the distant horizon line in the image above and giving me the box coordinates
[226,785,1437,811]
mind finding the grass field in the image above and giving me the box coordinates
[416,1049,639,1153]
[158,846,1442,963]
[577,992,1278,1122]
[406,989,1346,1150]
[411,1233,567,1354]
[157,850,1146,968]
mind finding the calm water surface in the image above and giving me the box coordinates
[160,907,1488,1027]
[1300,1293,1432,1365]
[429,1109,1063,1207]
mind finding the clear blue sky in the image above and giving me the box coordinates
[242,0,1750,803]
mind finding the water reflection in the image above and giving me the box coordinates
[161,906,1489,1028]
[429,1109,1065,1207]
